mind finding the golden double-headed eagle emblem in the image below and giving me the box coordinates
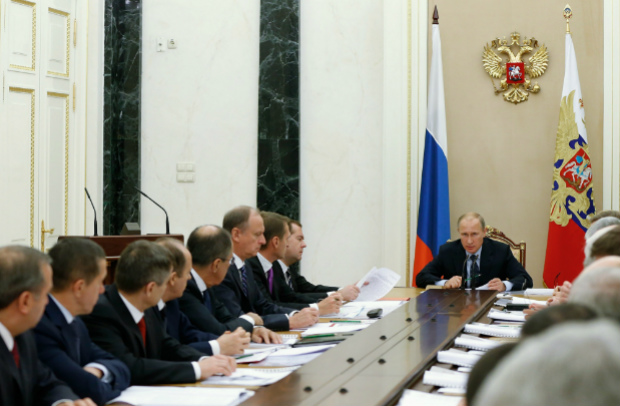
[482,32,549,104]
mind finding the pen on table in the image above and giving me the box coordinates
[235,353,254,359]
[304,334,335,338]
[328,320,361,323]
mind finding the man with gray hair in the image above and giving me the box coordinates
[473,320,620,406]
[569,266,620,323]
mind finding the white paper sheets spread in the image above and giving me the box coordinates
[397,389,463,406]
[201,366,298,386]
[109,386,254,406]
[355,267,401,301]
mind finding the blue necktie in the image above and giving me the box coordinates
[69,321,81,364]
[239,265,249,296]
[203,290,213,312]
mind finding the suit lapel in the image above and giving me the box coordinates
[480,238,493,273]
[107,286,147,356]
[0,338,22,392]
[46,298,81,362]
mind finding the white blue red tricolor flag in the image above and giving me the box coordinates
[543,28,596,287]
[412,22,450,286]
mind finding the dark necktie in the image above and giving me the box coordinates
[159,307,167,324]
[203,290,213,312]
[267,267,274,295]
[286,272,293,289]
[239,265,249,296]
[69,320,81,364]
[137,317,147,345]
[11,342,19,368]
[469,255,479,288]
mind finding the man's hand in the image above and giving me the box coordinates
[443,276,462,289]
[317,293,343,315]
[59,399,97,406]
[339,285,361,301]
[246,312,264,326]
[217,327,251,355]
[83,366,103,379]
[487,278,506,292]
[547,281,572,306]
[251,327,283,344]
[289,307,319,329]
[524,302,547,320]
[198,354,236,379]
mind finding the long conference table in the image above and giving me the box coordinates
[237,288,497,406]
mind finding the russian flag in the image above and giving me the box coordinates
[412,19,450,286]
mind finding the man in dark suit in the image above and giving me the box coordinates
[180,225,283,344]
[155,237,250,355]
[416,212,533,291]
[82,241,235,385]
[248,212,342,315]
[277,219,361,301]
[34,238,130,406]
[0,245,94,406]
[213,206,318,331]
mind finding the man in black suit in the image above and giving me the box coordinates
[155,237,250,355]
[180,225,283,344]
[0,245,94,406]
[34,238,130,406]
[248,212,342,315]
[213,206,319,331]
[276,219,361,301]
[416,212,533,291]
[82,241,235,385]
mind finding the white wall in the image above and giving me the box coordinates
[141,0,260,236]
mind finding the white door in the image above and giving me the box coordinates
[1,0,86,250]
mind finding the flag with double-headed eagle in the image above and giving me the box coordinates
[543,27,596,287]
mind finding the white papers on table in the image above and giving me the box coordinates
[327,300,406,319]
[464,322,521,338]
[454,334,502,351]
[250,345,335,367]
[268,344,335,357]
[397,389,463,406]
[202,366,299,386]
[437,349,483,368]
[109,386,254,406]
[510,296,548,306]
[437,387,466,396]
[235,349,275,364]
[487,309,526,322]
[422,366,468,388]
[300,322,369,337]
[354,267,401,301]
[278,334,299,345]
[524,288,554,296]
[248,342,291,350]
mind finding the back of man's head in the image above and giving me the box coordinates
[590,210,620,224]
[585,216,620,240]
[466,343,518,406]
[187,225,232,267]
[156,238,186,276]
[48,238,106,291]
[569,266,620,323]
[115,241,171,293]
[222,206,254,233]
[473,320,620,406]
[0,245,50,310]
[521,303,598,338]
[590,225,620,259]
[259,212,289,250]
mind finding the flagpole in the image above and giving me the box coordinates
[564,4,572,34]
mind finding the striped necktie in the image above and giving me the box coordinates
[469,255,479,288]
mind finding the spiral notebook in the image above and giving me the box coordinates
[454,334,502,351]
[422,366,468,389]
[464,322,521,338]
[436,349,483,368]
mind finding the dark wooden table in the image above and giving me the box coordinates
[239,289,497,406]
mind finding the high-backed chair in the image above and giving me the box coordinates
[485,226,526,268]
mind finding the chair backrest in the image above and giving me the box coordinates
[485,226,526,268]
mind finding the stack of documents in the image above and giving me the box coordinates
[436,349,483,368]
[464,322,521,338]
[397,389,462,406]
[422,366,468,389]
[110,386,254,406]
[453,334,502,351]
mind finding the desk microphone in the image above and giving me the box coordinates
[460,257,468,290]
[84,188,98,236]
[133,187,170,234]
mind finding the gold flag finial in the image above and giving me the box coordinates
[564,4,573,33]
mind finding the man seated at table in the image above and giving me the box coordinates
[416,212,533,291]
[82,241,235,385]
[248,211,342,315]
[155,237,250,355]
[213,206,318,331]
[0,245,93,406]
[275,218,361,302]
[180,225,283,344]
[34,238,130,406]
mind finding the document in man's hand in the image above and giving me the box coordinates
[354,267,401,301]
[109,386,254,406]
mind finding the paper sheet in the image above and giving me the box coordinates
[354,267,401,301]
[202,366,298,386]
[487,309,526,322]
[300,322,369,336]
[524,288,554,296]
[397,390,462,406]
[326,300,406,319]
[109,386,254,406]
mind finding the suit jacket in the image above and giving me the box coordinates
[415,238,533,290]
[286,262,338,300]
[248,257,316,310]
[82,285,205,385]
[211,261,294,331]
[161,299,218,355]
[0,330,77,406]
[179,277,253,335]
[33,298,130,406]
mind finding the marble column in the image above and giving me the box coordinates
[103,0,142,235]
[257,0,300,219]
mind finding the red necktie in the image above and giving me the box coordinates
[11,342,19,368]
[137,317,147,345]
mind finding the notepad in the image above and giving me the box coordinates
[397,389,463,406]
[454,334,502,351]
[487,308,526,322]
[436,349,483,367]
[464,322,521,338]
[422,366,468,388]
[110,386,254,406]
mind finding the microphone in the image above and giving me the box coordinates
[460,256,468,290]
[84,188,98,236]
[133,187,170,234]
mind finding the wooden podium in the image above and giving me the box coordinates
[58,234,184,284]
